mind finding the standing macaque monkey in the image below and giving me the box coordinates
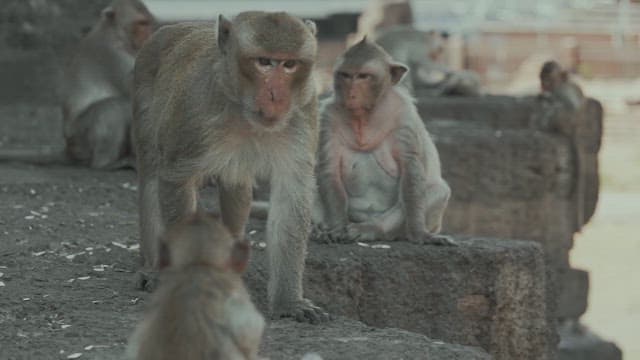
[132,12,328,323]
[63,0,155,169]
[127,212,264,360]
[540,60,585,112]
[315,38,453,245]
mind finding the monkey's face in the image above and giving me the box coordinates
[334,63,387,118]
[237,54,313,129]
[102,1,156,56]
[218,13,318,131]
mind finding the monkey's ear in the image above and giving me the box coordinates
[102,7,116,22]
[229,240,250,273]
[304,20,317,36]
[158,241,171,269]
[390,62,409,85]
[217,15,232,53]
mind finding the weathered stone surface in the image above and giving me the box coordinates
[557,268,589,320]
[263,317,492,360]
[558,321,622,360]
[246,237,554,360]
[427,121,575,270]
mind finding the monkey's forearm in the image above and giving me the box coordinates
[401,157,429,234]
[317,175,348,228]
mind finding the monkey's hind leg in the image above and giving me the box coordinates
[85,97,131,169]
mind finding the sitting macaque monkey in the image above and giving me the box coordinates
[127,212,265,360]
[540,60,585,111]
[315,38,453,245]
[375,27,481,96]
[0,0,155,168]
[132,12,328,323]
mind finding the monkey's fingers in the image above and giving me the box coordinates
[135,270,159,292]
[423,234,457,247]
[273,299,331,324]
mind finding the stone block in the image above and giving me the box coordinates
[557,268,589,320]
[558,321,622,360]
[263,317,492,360]
[246,236,555,360]
[426,121,575,270]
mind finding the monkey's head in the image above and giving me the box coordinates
[540,60,567,92]
[101,0,156,55]
[216,12,318,131]
[333,37,408,118]
[159,212,250,274]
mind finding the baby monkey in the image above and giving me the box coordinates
[127,212,264,360]
[315,38,453,245]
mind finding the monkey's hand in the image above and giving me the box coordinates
[346,222,384,243]
[271,298,331,324]
[408,231,457,246]
[135,269,160,292]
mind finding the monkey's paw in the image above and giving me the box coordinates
[271,299,331,324]
[310,225,353,244]
[410,232,457,246]
[135,270,159,292]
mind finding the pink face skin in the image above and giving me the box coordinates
[252,55,299,126]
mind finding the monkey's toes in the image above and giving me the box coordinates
[272,299,331,324]
[424,234,457,246]
[135,270,159,292]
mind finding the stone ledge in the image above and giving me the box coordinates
[246,236,555,360]
[263,317,492,360]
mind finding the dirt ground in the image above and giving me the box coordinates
[570,104,640,360]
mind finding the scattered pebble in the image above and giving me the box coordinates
[23,297,30,301]
[77,276,91,281]
[67,278,75,283]
[61,325,71,329]
[0,281,5,287]
[130,297,140,305]
[67,353,83,359]
[0,265,7,269]
[371,244,391,249]
[87,212,100,217]
[65,252,86,260]
[93,265,109,272]
[12,205,24,209]
[29,189,36,195]
[24,215,35,220]
[249,230,257,235]
[356,242,370,247]
[111,241,138,251]
[32,251,48,256]
[121,182,138,191]
[0,272,4,278]
[257,242,267,249]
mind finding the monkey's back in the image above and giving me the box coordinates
[131,269,263,360]
[132,22,221,171]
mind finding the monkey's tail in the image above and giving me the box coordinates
[0,147,70,166]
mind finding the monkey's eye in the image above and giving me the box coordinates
[337,72,351,79]
[257,57,272,66]
[356,73,371,80]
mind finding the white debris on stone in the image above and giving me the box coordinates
[356,242,370,247]
[371,244,391,249]
[0,281,5,287]
[77,276,91,281]
[61,325,71,329]
[67,353,83,359]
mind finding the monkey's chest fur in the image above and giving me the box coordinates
[341,140,400,220]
